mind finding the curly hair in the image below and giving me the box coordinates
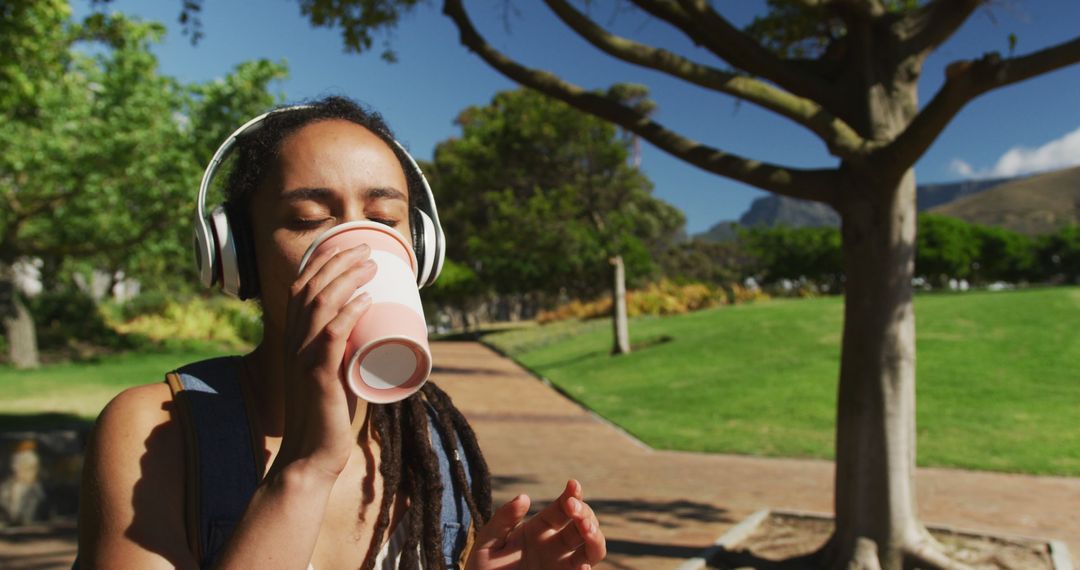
[224,97,492,568]
[223,95,423,209]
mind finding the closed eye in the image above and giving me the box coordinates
[368,217,399,228]
[291,218,331,230]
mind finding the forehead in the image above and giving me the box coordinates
[272,119,407,194]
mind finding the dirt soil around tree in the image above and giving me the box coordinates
[2,341,1078,569]
[711,513,1054,569]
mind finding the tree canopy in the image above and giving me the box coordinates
[1,1,286,290]
[0,0,286,366]
[428,88,684,300]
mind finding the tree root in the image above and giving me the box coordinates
[810,531,974,570]
[903,534,973,570]
[847,538,882,570]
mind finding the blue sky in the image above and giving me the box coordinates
[74,1,1080,234]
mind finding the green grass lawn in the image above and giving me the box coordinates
[485,287,1080,476]
[0,343,236,430]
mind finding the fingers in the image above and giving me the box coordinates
[287,244,365,339]
[558,482,606,567]
[297,260,377,351]
[286,244,375,351]
[532,479,579,533]
[553,497,605,563]
[309,291,373,375]
[475,494,530,551]
[562,548,593,570]
[575,504,606,565]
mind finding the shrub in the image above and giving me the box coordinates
[210,298,263,345]
[109,298,259,349]
[727,283,770,304]
[118,290,171,320]
[536,279,738,324]
[29,287,128,351]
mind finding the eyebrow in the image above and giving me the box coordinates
[282,186,407,203]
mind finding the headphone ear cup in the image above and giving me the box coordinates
[410,207,427,287]
[209,206,239,297]
[195,214,221,289]
[411,208,441,288]
[223,202,260,300]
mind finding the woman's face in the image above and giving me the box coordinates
[249,119,412,337]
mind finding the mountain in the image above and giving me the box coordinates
[929,166,1080,235]
[695,172,1033,241]
[696,221,741,243]
[738,195,839,228]
[696,197,838,242]
[917,176,1015,210]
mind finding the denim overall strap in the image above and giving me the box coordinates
[426,403,474,568]
[168,356,261,568]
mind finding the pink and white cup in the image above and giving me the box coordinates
[298,221,432,404]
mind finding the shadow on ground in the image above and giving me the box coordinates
[709,548,819,569]
[0,522,78,570]
[431,365,507,377]
[490,474,540,492]
[590,498,733,528]
[0,414,92,433]
[606,538,713,560]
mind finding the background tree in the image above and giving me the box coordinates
[429,89,684,351]
[915,214,979,286]
[658,239,749,287]
[0,1,284,367]
[1036,225,1080,283]
[743,225,844,291]
[420,258,483,331]
[176,0,1080,566]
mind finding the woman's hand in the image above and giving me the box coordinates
[271,243,377,480]
[467,480,607,570]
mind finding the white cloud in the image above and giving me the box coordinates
[948,158,975,178]
[949,124,1080,179]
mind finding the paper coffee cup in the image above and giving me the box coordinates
[298,221,432,404]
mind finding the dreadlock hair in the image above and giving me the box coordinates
[223,96,493,569]
[364,385,493,570]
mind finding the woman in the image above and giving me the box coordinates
[76,96,607,569]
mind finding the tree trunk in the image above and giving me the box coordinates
[610,255,630,355]
[829,169,949,570]
[0,263,41,369]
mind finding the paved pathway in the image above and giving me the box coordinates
[3,340,1078,569]
[431,341,1080,569]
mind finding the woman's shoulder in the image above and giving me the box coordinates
[87,380,183,489]
[79,381,192,566]
[94,382,178,449]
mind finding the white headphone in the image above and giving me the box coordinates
[193,105,446,299]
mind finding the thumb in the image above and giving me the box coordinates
[476,494,531,550]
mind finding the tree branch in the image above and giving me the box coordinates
[629,0,838,108]
[878,35,1080,176]
[442,0,840,204]
[895,0,984,60]
[543,0,866,158]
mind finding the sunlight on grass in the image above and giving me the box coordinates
[0,344,236,427]
[486,287,1080,476]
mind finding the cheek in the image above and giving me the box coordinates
[254,228,310,327]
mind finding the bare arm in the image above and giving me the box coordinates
[77,383,197,569]
[79,243,377,568]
